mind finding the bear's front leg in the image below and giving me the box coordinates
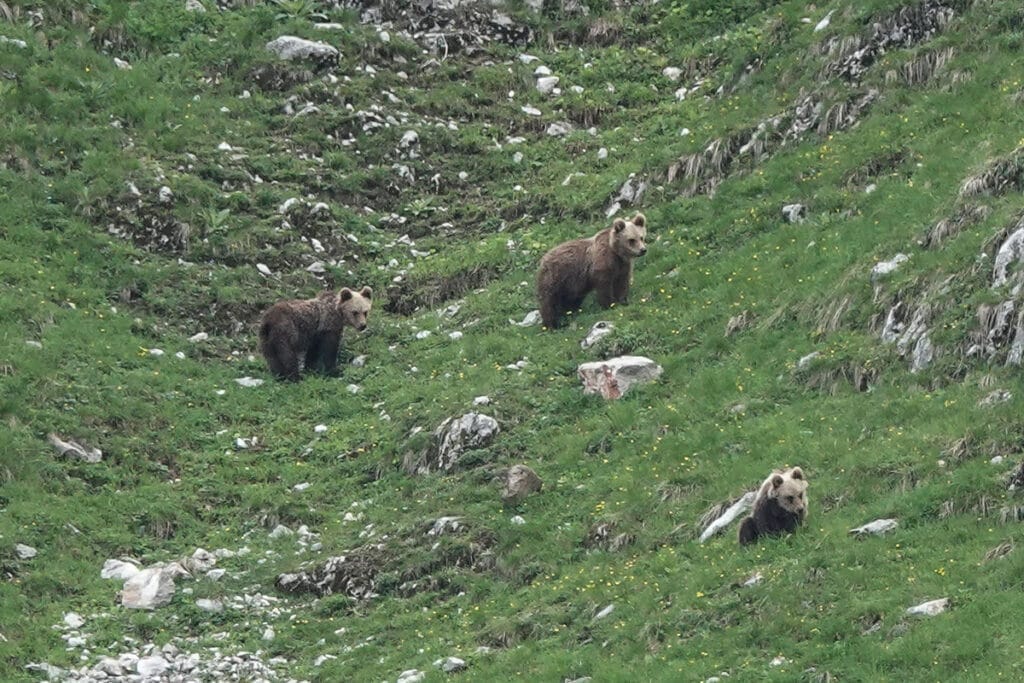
[316,330,342,376]
[612,271,631,304]
[595,280,615,309]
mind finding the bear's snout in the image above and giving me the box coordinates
[638,246,647,256]
[357,323,368,331]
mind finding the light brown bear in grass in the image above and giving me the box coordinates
[536,212,648,329]
[259,286,372,381]
[738,467,808,546]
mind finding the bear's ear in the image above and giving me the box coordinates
[360,286,373,300]
[789,467,804,480]
[339,288,354,302]
[632,213,646,228]
[770,474,785,489]
[613,218,627,233]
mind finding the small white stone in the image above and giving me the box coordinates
[521,105,542,116]
[906,598,949,617]
[991,456,1005,465]
[347,384,361,394]
[206,569,226,581]
[597,147,608,160]
[662,66,682,81]
[195,598,223,613]
[416,330,432,339]
[473,396,490,406]
[594,604,614,620]
[114,57,132,70]
[25,340,42,349]
[174,351,186,359]
[136,656,169,677]
[217,141,233,151]
[314,424,328,434]
[148,348,164,357]
[256,263,272,276]
[269,524,293,539]
[235,377,264,387]
[15,543,37,560]
[188,332,208,343]
[293,482,312,492]
[510,515,526,525]
[263,627,276,641]
[63,612,85,629]
[448,331,464,340]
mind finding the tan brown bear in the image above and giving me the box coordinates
[536,213,648,329]
[258,286,372,381]
[737,467,808,546]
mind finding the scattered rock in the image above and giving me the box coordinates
[276,551,379,599]
[797,351,820,369]
[47,433,102,463]
[269,524,294,539]
[185,0,206,12]
[663,66,682,81]
[536,76,559,94]
[352,355,367,367]
[593,604,614,620]
[184,548,217,574]
[314,424,328,434]
[0,35,28,49]
[265,36,339,67]
[871,254,910,282]
[136,655,169,677]
[121,563,189,610]
[743,572,763,587]
[473,395,490,406]
[501,464,543,505]
[14,543,37,559]
[699,491,756,543]
[235,376,264,388]
[510,515,526,525]
[581,321,614,349]
[397,670,425,683]
[578,356,663,399]
[511,310,542,327]
[521,105,542,116]
[195,598,223,613]
[63,612,85,629]
[849,519,898,536]
[435,656,467,673]
[101,559,141,581]
[157,185,173,204]
[546,121,574,137]
[906,598,949,617]
[406,413,500,474]
[979,389,1012,407]
[782,203,806,223]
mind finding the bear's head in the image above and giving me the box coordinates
[767,467,808,516]
[339,286,373,331]
[611,212,647,259]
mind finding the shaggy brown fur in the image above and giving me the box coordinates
[738,467,808,546]
[536,213,648,329]
[259,286,372,381]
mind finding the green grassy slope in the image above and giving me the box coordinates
[4,0,1024,680]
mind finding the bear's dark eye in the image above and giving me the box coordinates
[628,239,636,245]
[786,496,794,502]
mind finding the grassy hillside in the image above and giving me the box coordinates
[4,0,1024,680]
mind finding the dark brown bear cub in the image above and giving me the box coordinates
[738,467,808,546]
[259,286,372,381]
[536,212,648,329]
